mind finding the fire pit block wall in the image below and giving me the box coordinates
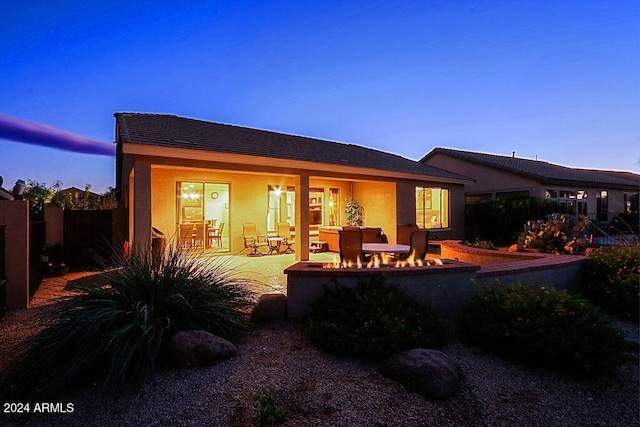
[285,261,480,319]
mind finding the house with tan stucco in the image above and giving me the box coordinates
[420,147,640,226]
[114,113,471,259]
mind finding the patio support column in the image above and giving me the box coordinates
[133,159,152,254]
[294,173,310,261]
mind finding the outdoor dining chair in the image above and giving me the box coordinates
[405,229,430,260]
[242,222,269,256]
[277,222,295,254]
[179,223,194,248]
[193,223,205,248]
[338,228,366,265]
[208,222,224,247]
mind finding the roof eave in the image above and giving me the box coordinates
[122,142,470,185]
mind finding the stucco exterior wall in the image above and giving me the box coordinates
[151,167,365,253]
[352,180,397,243]
[423,153,539,195]
[0,200,30,309]
[423,153,638,221]
[44,206,64,247]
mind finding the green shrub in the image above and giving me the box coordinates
[255,389,287,426]
[465,195,570,246]
[463,239,498,250]
[456,282,627,377]
[1,244,256,399]
[304,275,448,358]
[581,246,640,323]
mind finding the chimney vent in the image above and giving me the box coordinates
[512,151,516,158]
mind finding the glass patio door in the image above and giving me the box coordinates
[177,182,230,252]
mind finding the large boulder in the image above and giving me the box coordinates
[168,330,238,368]
[379,349,459,399]
[251,293,287,322]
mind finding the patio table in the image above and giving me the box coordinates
[267,237,284,255]
[362,243,410,255]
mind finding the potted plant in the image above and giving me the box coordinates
[41,244,68,277]
[345,197,364,226]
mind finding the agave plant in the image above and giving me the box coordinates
[1,244,257,399]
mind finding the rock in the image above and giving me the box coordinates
[508,244,522,252]
[168,330,238,368]
[624,333,640,350]
[379,349,459,399]
[251,293,287,322]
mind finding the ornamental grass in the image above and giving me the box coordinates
[1,244,256,399]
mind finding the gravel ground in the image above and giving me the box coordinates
[1,271,638,427]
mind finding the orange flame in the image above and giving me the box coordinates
[324,251,443,269]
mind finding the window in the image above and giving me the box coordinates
[625,192,639,214]
[267,186,295,232]
[596,190,609,222]
[496,190,529,200]
[309,188,323,227]
[465,193,492,204]
[267,186,282,233]
[416,187,449,229]
[546,188,587,216]
[328,188,339,225]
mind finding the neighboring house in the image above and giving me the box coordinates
[420,147,640,223]
[0,186,12,201]
[57,186,101,199]
[114,113,471,259]
[0,176,14,200]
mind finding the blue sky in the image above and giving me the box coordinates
[1,0,638,193]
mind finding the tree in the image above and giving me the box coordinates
[21,181,117,221]
[50,184,102,210]
[22,180,61,221]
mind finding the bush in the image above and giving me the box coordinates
[465,196,570,246]
[456,282,627,377]
[255,389,287,426]
[463,239,498,250]
[1,244,256,399]
[581,246,640,323]
[304,275,448,358]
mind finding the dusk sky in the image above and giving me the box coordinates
[1,1,638,193]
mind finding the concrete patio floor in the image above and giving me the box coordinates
[30,251,338,307]
[215,251,336,296]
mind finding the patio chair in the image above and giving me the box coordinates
[397,224,419,245]
[338,228,366,265]
[208,222,224,248]
[277,222,295,254]
[242,222,269,256]
[179,223,194,248]
[405,229,430,260]
[193,223,205,248]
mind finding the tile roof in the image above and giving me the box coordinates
[421,147,640,189]
[0,186,13,200]
[115,113,469,181]
[58,187,101,198]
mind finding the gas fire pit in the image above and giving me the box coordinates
[284,257,479,319]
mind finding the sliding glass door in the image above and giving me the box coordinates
[177,182,229,252]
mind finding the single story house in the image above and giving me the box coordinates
[114,113,471,260]
[0,187,12,201]
[420,148,639,223]
[0,176,14,200]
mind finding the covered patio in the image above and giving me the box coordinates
[115,113,470,262]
